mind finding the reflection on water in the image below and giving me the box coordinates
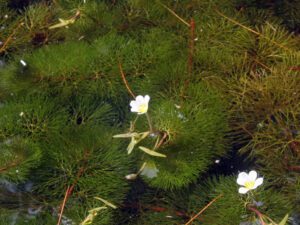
[0,179,42,224]
[0,179,74,225]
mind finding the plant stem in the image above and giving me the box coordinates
[118,61,135,98]
[130,115,139,132]
[185,194,222,225]
[247,206,266,225]
[146,113,153,133]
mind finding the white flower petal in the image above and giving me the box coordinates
[130,107,139,112]
[144,95,150,104]
[135,95,144,103]
[249,170,257,181]
[253,177,263,189]
[238,187,249,194]
[130,101,137,107]
[237,172,249,185]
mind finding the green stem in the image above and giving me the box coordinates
[146,113,153,133]
[130,115,139,132]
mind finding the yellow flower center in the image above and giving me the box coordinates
[244,181,255,189]
[138,104,148,114]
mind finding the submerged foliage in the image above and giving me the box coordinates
[0,0,299,224]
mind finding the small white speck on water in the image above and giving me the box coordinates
[20,60,27,66]
[215,159,220,164]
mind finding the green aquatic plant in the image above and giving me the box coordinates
[0,0,299,224]
[188,175,293,225]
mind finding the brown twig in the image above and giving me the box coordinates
[252,58,272,72]
[188,18,195,76]
[155,131,168,149]
[57,186,71,225]
[214,8,291,52]
[185,194,222,225]
[289,66,300,71]
[287,165,300,172]
[157,1,190,27]
[121,203,190,219]
[0,163,17,172]
[184,18,196,94]
[0,159,22,173]
[0,21,24,54]
[56,150,90,225]
[118,61,136,98]
[248,206,266,225]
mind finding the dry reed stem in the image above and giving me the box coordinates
[118,61,136,98]
[57,186,71,225]
[157,1,190,27]
[185,194,222,225]
[56,150,90,225]
[215,8,291,52]
[0,21,24,54]
[183,18,196,95]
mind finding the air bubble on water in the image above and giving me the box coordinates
[20,60,27,67]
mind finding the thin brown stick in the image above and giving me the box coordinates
[120,202,190,219]
[155,131,168,149]
[215,8,290,51]
[57,186,71,225]
[185,194,222,225]
[248,206,266,225]
[188,18,195,75]
[184,18,196,93]
[252,58,272,72]
[0,159,22,173]
[287,165,300,172]
[0,21,24,53]
[157,1,190,27]
[118,61,135,98]
[56,150,90,225]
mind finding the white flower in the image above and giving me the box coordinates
[237,170,263,194]
[130,95,150,115]
[19,112,24,117]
